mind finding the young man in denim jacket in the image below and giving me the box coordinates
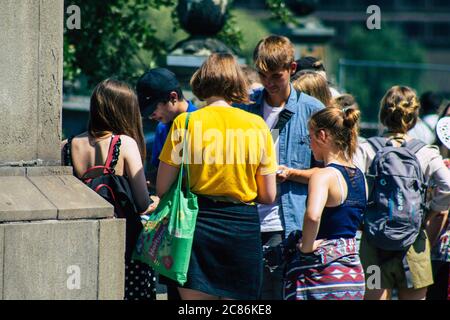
[240,35,325,300]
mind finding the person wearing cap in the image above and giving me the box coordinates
[136,68,197,301]
[136,68,198,187]
[293,56,341,98]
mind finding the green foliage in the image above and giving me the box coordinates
[340,25,426,122]
[63,0,291,89]
[231,9,273,63]
[217,7,244,54]
[265,0,295,25]
[64,0,177,87]
[146,6,188,51]
[63,38,80,82]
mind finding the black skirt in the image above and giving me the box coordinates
[175,195,263,299]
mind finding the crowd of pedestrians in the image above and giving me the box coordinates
[62,35,450,301]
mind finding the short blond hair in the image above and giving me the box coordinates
[379,86,420,133]
[190,53,249,104]
[253,35,295,72]
[293,71,332,107]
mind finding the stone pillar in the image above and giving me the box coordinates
[0,1,125,300]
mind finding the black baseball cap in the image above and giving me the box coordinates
[136,68,181,117]
[295,56,325,73]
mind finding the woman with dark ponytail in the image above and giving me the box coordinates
[284,107,367,300]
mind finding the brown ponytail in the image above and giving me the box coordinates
[309,107,361,160]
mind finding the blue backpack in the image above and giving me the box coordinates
[364,137,428,251]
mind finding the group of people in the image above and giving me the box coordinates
[61,35,450,300]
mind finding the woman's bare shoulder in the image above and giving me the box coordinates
[69,132,90,149]
[310,167,335,184]
[118,134,138,148]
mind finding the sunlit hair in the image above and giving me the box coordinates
[309,107,361,160]
[293,71,332,107]
[241,65,261,88]
[190,53,249,104]
[253,35,295,73]
[88,79,146,162]
[379,86,420,134]
[332,94,360,110]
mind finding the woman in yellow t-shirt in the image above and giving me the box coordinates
[157,53,277,300]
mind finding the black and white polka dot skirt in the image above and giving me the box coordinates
[125,260,157,300]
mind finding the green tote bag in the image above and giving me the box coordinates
[132,113,198,285]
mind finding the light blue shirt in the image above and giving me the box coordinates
[238,84,325,236]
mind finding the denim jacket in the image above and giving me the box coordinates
[238,84,325,236]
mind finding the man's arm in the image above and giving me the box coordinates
[425,210,448,247]
[276,166,320,184]
[277,154,323,184]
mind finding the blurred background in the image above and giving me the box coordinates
[62,0,450,162]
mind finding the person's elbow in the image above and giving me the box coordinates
[255,173,277,204]
[257,191,276,204]
[304,210,321,224]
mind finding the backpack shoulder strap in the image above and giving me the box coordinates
[272,89,299,132]
[273,108,294,132]
[63,136,75,166]
[404,139,427,154]
[367,137,387,152]
[104,135,121,173]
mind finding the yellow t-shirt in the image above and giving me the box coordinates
[159,106,277,203]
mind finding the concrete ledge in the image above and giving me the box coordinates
[28,175,114,220]
[27,166,73,176]
[0,176,57,222]
[0,167,26,176]
[2,220,100,300]
[98,219,126,300]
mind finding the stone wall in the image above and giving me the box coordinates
[0,0,62,165]
[0,1,127,299]
[0,167,125,300]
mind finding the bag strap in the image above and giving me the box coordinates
[104,134,121,174]
[177,113,191,193]
[367,137,387,153]
[273,108,294,132]
[64,136,75,166]
[264,89,299,133]
[404,139,426,154]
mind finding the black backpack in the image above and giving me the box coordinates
[65,135,143,262]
